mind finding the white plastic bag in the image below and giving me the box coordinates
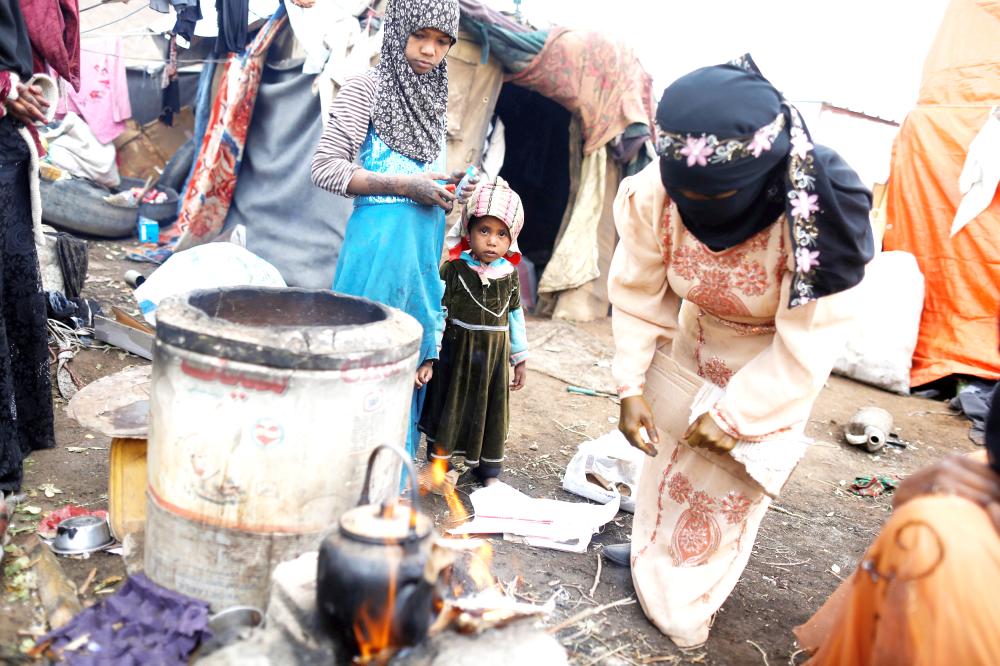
[561,430,645,513]
[135,243,287,325]
[833,251,924,395]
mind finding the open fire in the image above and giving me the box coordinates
[346,457,551,664]
[428,457,496,595]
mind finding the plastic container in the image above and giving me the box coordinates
[456,165,478,201]
[138,216,159,243]
[144,287,421,610]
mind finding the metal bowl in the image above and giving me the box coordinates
[50,515,115,555]
[191,606,265,658]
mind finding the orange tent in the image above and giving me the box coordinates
[883,0,1000,386]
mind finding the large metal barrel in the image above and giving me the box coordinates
[144,287,421,610]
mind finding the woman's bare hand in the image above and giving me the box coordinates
[683,413,737,454]
[401,172,455,211]
[619,395,658,456]
[6,83,48,125]
[894,454,1000,531]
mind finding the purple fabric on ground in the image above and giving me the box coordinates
[39,573,211,665]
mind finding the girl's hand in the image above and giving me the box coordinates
[6,83,49,125]
[401,172,455,211]
[447,168,479,204]
[619,395,658,456]
[894,455,1000,531]
[414,361,434,388]
[510,361,526,391]
[683,413,737,454]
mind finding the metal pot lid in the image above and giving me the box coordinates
[339,503,433,544]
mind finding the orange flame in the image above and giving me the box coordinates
[430,457,498,594]
[352,536,399,664]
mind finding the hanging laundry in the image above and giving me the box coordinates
[20,0,81,91]
[66,37,131,144]
[149,0,201,13]
[216,0,250,53]
[172,3,204,44]
[160,36,180,126]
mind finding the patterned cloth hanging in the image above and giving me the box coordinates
[166,5,287,251]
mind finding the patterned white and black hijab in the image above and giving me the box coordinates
[372,0,460,164]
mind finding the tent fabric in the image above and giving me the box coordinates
[537,145,607,294]
[505,27,655,156]
[444,36,504,171]
[883,0,1000,386]
[168,5,287,251]
[225,62,352,289]
[457,0,546,71]
[550,150,619,322]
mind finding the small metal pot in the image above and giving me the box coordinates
[190,606,265,659]
[50,515,115,555]
[317,444,436,654]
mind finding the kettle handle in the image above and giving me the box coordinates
[358,443,421,535]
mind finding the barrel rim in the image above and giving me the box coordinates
[154,287,422,370]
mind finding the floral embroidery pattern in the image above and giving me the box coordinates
[701,356,734,387]
[732,261,768,296]
[680,136,714,167]
[632,448,682,566]
[720,491,752,525]
[668,472,693,504]
[665,471,754,566]
[785,107,823,306]
[656,113,785,167]
[670,225,774,318]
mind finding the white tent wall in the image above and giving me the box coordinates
[794,102,900,189]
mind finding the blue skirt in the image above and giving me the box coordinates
[333,201,446,458]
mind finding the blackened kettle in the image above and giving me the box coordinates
[316,444,436,655]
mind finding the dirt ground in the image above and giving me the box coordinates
[0,240,975,664]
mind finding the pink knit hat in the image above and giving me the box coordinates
[446,176,524,264]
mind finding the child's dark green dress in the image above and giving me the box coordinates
[419,258,524,480]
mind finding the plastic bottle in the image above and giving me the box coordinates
[455,165,478,202]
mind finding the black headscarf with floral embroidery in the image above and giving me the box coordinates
[371,0,459,164]
[656,56,874,308]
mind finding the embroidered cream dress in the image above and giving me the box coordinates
[608,161,864,646]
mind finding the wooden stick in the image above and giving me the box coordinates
[588,551,603,597]
[78,567,99,596]
[747,639,770,666]
[24,536,82,630]
[582,643,628,666]
[756,559,810,567]
[770,505,809,520]
[547,596,636,634]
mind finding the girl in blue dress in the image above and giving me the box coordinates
[311,0,474,458]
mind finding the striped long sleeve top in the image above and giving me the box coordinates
[311,69,378,198]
